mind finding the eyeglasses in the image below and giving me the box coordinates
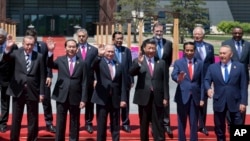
[78,35,85,37]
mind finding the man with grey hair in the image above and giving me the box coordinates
[0,28,18,133]
[193,26,214,136]
[76,28,98,134]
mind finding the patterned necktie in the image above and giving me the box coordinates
[236,41,241,57]
[69,59,74,76]
[224,64,229,82]
[81,45,86,60]
[108,61,114,79]
[188,60,193,80]
[26,54,30,72]
[157,41,162,59]
[148,59,153,76]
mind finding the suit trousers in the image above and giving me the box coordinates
[55,101,80,141]
[177,95,199,141]
[0,86,10,128]
[41,86,53,125]
[138,92,165,141]
[84,86,94,125]
[96,99,120,141]
[121,89,130,125]
[198,96,208,129]
[214,107,242,141]
[10,93,39,141]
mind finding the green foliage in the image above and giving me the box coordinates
[217,21,250,34]
[114,0,157,22]
[169,0,209,42]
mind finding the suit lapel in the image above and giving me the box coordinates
[217,63,226,83]
[143,56,152,77]
[181,58,191,80]
[62,56,70,76]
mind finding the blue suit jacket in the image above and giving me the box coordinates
[204,61,248,112]
[171,57,204,105]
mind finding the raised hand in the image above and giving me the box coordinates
[98,44,105,56]
[138,51,144,64]
[5,34,15,51]
[46,37,56,52]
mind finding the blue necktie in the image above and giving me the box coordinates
[236,41,241,57]
[224,64,229,82]
[116,48,121,63]
[157,41,162,58]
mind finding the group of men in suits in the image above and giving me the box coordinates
[171,26,249,141]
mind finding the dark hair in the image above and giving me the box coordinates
[152,22,164,31]
[25,28,37,37]
[183,41,195,50]
[112,31,123,39]
[141,38,157,49]
[64,39,78,48]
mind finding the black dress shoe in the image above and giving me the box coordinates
[85,125,93,134]
[0,127,7,133]
[122,125,131,133]
[46,124,56,133]
[164,126,173,135]
[198,127,209,136]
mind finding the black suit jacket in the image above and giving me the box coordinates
[129,57,168,107]
[76,43,98,87]
[222,39,250,81]
[48,55,88,105]
[36,41,53,78]
[91,57,126,109]
[0,43,18,86]
[114,46,134,88]
[3,48,45,101]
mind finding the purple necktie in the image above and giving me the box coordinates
[69,59,74,76]
[81,46,86,60]
[148,59,153,76]
[108,61,114,80]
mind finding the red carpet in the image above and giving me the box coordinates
[0,114,245,140]
[42,36,66,73]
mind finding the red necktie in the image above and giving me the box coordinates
[69,59,74,76]
[81,46,86,60]
[188,60,193,80]
[148,59,153,76]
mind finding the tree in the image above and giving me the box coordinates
[114,0,157,43]
[168,0,209,43]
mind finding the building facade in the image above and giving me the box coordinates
[1,0,250,36]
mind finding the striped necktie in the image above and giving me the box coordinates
[26,54,31,72]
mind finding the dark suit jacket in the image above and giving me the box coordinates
[91,57,126,109]
[171,57,204,105]
[36,41,53,78]
[222,39,250,81]
[0,43,18,86]
[76,43,98,87]
[48,55,88,105]
[114,46,134,88]
[204,61,248,112]
[3,48,45,101]
[129,57,168,107]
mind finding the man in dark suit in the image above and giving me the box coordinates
[151,22,173,135]
[47,38,88,141]
[75,28,98,134]
[91,44,127,141]
[205,45,247,141]
[25,28,56,133]
[3,35,45,141]
[193,26,215,136]
[172,42,204,141]
[112,31,133,133]
[0,28,18,133]
[221,27,250,126]
[129,39,168,141]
